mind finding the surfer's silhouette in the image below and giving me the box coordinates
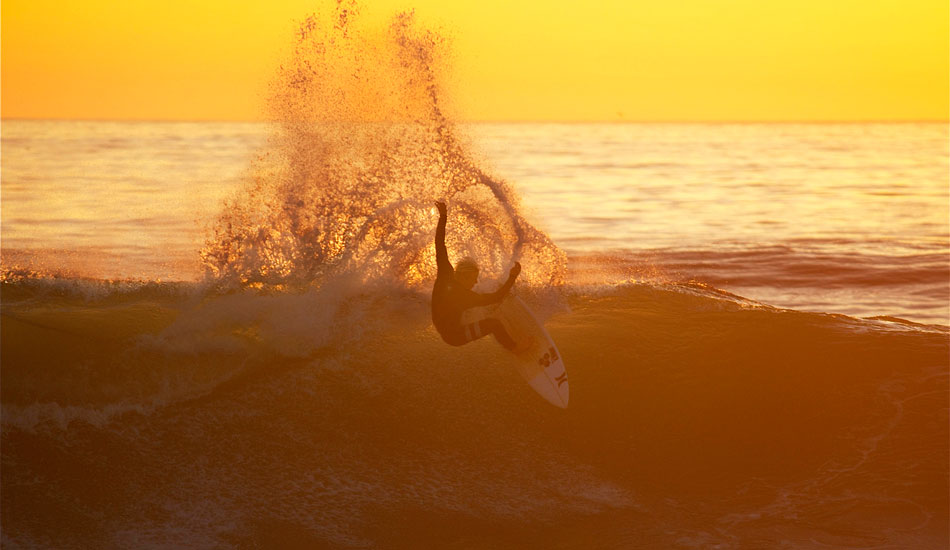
[432,201,522,350]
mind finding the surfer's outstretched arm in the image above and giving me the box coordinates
[434,201,452,275]
[475,262,521,305]
[434,201,453,275]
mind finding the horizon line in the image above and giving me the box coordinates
[2,116,948,125]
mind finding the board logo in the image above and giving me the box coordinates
[554,371,568,387]
[538,346,560,368]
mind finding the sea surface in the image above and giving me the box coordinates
[3,121,947,323]
[2,118,949,549]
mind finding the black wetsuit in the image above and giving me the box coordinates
[431,209,516,346]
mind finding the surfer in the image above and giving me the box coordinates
[432,201,522,351]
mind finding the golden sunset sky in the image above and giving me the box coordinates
[2,0,947,121]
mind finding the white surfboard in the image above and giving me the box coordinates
[487,295,569,408]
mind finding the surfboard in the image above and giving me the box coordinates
[494,295,569,408]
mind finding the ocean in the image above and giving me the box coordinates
[3,121,947,323]
[3,118,947,549]
[2,9,949,549]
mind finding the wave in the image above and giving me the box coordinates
[2,272,947,547]
[2,268,946,428]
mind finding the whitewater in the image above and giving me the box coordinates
[2,3,948,548]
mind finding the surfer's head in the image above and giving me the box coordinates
[455,257,479,289]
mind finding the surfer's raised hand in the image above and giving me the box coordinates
[509,262,522,280]
[435,201,447,216]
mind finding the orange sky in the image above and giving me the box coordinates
[2,0,947,121]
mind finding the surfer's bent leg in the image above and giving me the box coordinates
[446,319,517,349]
[475,318,517,350]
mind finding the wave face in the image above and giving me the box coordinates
[2,275,947,548]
